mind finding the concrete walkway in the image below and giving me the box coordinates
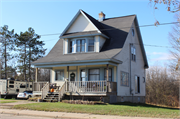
[0,108,165,119]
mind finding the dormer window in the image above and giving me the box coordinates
[88,39,94,52]
[70,40,75,53]
[68,38,94,53]
[76,39,85,52]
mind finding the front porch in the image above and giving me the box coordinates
[33,80,117,102]
[33,63,119,103]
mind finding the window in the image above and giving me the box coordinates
[132,28,134,36]
[104,68,112,81]
[70,40,75,53]
[20,85,26,88]
[121,71,129,86]
[131,45,136,61]
[9,81,14,84]
[88,39,94,52]
[9,85,14,88]
[76,39,85,52]
[81,69,86,81]
[55,70,64,81]
[135,76,140,93]
[89,69,99,81]
[30,85,32,88]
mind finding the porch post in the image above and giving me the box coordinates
[35,68,38,82]
[67,66,69,81]
[106,64,109,81]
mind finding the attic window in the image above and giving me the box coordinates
[132,28,134,37]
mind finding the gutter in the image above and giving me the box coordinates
[32,58,122,66]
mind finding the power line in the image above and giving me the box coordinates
[1,21,178,39]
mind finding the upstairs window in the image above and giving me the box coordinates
[131,45,136,61]
[76,39,85,53]
[88,39,94,52]
[70,40,75,53]
[132,28,134,37]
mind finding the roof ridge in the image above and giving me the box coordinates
[103,14,136,21]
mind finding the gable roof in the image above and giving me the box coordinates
[33,10,148,68]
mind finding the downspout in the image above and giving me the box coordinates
[129,43,133,102]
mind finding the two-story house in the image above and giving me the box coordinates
[32,9,148,103]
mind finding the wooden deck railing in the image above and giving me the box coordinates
[33,82,47,91]
[41,82,49,99]
[58,82,66,102]
[65,81,109,93]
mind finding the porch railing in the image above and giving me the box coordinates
[65,81,108,93]
[41,82,49,99]
[33,82,47,91]
[58,82,66,102]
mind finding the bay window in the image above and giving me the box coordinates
[69,38,94,53]
[88,39,94,52]
[76,39,85,52]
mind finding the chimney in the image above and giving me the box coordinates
[99,11,105,22]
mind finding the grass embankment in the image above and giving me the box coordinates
[13,102,179,118]
[0,98,17,103]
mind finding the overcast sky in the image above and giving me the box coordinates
[0,0,177,67]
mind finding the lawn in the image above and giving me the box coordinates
[0,101,17,103]
[12,102,179,118]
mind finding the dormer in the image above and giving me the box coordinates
[60,10,109,54]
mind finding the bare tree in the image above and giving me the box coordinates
[168,13,180,78]
[146,66,179,107]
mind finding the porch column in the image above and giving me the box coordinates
[35,68,38,82]
[67,66,69,81]
[106,64,109,81]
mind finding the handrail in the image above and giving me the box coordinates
[58,82,66,102]
[41,82,49,99]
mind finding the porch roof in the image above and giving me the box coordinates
[32,58,122,68]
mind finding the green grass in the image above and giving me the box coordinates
[0,98,16,100]
[12,102,180,118]
[0,101,17,103]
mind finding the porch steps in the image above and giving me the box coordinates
[43,93,59,102]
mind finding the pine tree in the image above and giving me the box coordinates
[16,27,46,81]
[0,25,15,79]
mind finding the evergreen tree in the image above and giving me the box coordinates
[16,27,46,81]
[0,25,15,79]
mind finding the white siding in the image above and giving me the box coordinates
[114,22,146,97]
[67,14,97,33]
[99,36,106,50]
[95,36,99,52]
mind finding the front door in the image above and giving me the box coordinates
[69,72,76,81]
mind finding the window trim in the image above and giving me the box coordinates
[55,70,64,81]
[121,71,129,87]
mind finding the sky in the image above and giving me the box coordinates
[0,0,177,68]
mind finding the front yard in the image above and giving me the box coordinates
[12,102,179,118]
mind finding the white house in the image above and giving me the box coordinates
[32,9,149,103]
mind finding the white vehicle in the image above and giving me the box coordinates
[17,91,33,99]
[0,79,33,99]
